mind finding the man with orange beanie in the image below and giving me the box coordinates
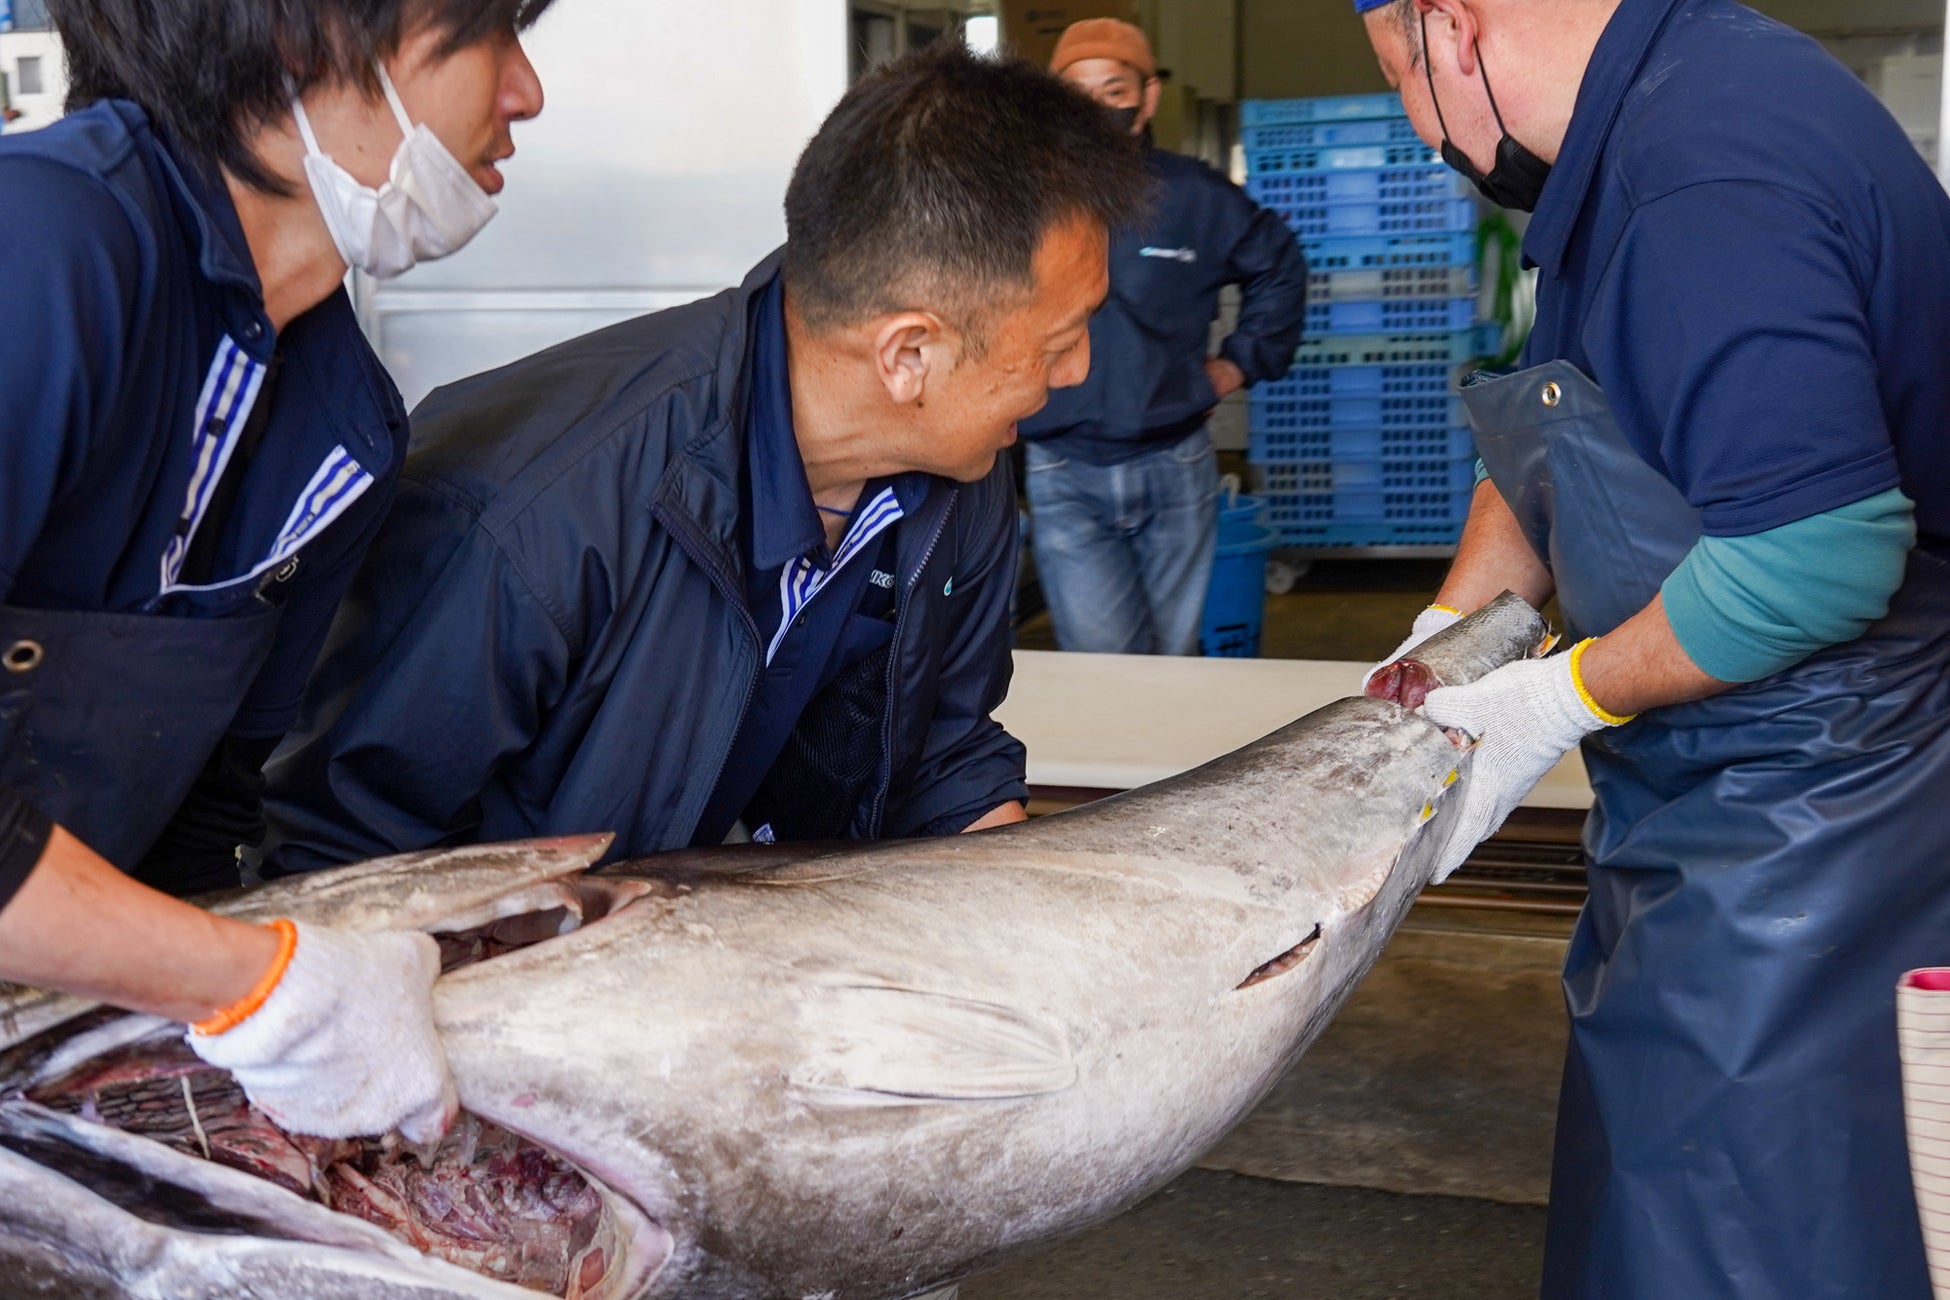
[1021,18,1307,656]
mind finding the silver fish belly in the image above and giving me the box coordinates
[0,597,1549,1300]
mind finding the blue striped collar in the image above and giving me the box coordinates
[765,485,905,666]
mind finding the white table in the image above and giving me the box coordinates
[996,650,1592,811]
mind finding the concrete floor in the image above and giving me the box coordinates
[964,1172,1547,1300]
[1002,558,1574,1297]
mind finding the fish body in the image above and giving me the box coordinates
[0,597,1548,1300]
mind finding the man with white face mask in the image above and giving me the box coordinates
[0,0,547,1143]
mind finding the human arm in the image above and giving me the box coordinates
[884,464,1030,838]
[962,800,1029,832]
[0,825,280,1023]
[1,825,455,1141]
[1215,193,1310,388]
[1434,480,1555,614]
[1419,488,1913,882]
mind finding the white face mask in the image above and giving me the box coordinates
[291,62,499,281]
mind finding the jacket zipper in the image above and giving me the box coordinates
[866,491,956,837]
[652,500,762,848]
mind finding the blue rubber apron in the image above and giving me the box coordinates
[1465,361,1950,1299]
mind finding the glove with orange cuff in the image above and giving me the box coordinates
[1420,639,1633,884]
[1362,604,1464,694]
[186,920,458,1143]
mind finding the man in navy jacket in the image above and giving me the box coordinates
[263,44,1153,870]
[1021,19,1308,656]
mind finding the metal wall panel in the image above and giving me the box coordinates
[357,0,851,408]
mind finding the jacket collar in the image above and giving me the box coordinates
[120,104,267,298]
[113,102,278,357]
[1522,0,1689,277]
[654,250,956,599]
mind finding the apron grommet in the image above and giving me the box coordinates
[1542,382,1563,407]
[4,640,43,675]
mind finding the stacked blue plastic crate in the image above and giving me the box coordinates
[1242,92,1484,549]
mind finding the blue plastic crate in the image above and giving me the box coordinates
[1309,265,1477,305]
[1242,94,1407,127]
[1240,118,1424,153]
[1262,486,1474,528]
[1306,296,1478,336]
[1264,195,1479,240]
[1250,391,1465,436]
[1272,361,1457,401]
[1303,231,1478,272]
[1294,330,1485,368]
[1255,456,1479,496]
[1248,164,1469,208]
[1270,518,1468,548]
[1249,425,1476,463]
[1245,140,1443,175]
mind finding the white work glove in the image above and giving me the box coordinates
[188,921,457,1144]
[1420,640,1632,884]
[1362,604,1464,693]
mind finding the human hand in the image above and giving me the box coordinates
[188,921,457,1143]
[1419,641,1631,883]
[1204,357,1246,401]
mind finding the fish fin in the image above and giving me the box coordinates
[793,985,1077,1102]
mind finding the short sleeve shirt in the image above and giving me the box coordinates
[1519,0,1950,540]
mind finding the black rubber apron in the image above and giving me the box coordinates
[1466,361,1948,1299]
[0,599,281,871]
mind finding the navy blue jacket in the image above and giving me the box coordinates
[262,255,1027,871]
[1020,144,1308,464]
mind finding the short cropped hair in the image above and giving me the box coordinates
[50,0,556,194]
[784,40,1152,347]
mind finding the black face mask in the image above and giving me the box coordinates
[1105,104,1142,136]
[1420,13,1552,213]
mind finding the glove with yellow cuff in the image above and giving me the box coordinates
[1420,639,1633,884]
[186,921,458,1144]
[1362,604,1464,694]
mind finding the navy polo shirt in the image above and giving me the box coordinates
[1520,0,1950,542]
[0,103,407,861]
[693,276,924,846]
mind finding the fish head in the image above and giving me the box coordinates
[0,835,681,1300]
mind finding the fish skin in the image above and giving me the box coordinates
[0,600,1547,1300]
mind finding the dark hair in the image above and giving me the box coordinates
[784,40,1151,346]
[50,0,556,194]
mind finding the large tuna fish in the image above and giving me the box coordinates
[0,595,1550,1300]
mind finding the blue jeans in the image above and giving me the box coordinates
[1025,430,1219,656]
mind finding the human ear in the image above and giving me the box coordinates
[1141,76,1163,126]
[874,312,945,407]
[1423,0,1481,78]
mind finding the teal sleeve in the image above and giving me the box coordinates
[1474,457,1490,486]
[1661,488,1915,684]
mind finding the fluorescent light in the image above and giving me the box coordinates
[964,15,1000,57]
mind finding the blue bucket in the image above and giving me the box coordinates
[1217,489,1266,547]
[1201,517,1278,659]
